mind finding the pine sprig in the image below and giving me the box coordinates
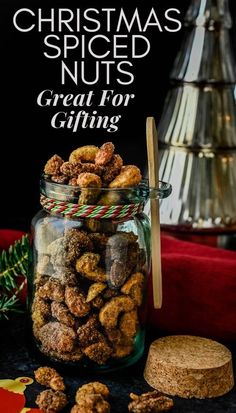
[0,235,29,290]
[0,234,29,320]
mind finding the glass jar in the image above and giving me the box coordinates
[29,178,171,371]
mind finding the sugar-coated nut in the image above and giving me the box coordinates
[37,279,65,302]
[84,341,112,365]
[44,155,64,176]
[60,161,82,177]
[34,366,65,391]
[32,296,50,329]
[77,173,102,189]
[36,389,67,413]
[65,286,90,317]
[99,296,134,329]
[80,162,104,176]
[102,154,123,184]
[77,315,105,347]
[109,260,129,288]
[47,237,67,270]
[121,272,145,307]
[119,310,138,338]
[95,142,115,166]
[105,328,133,347]
[64,228,94,265]
[51,301,75,327]
[51,175,68,184]
[86,282,107,302]
[72,394,110,413]
[76,381,110,401]
[76,253,107,282]
[69,145,99,163]
[128,391,174,413]
[91,296,104,309]
[39,321,76,353]
[109,165,142,188]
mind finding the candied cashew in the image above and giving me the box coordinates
[34,366,65,391]
[102,154,123,184]
[121,272,145,307]
[69,145,99,163]
[76,253,107,282]
[86,282,107,302]
[119,310,138,338]
[113,344,133,359]
[99,296,134,329]
[77,172,102,204]
[109,165,142,188]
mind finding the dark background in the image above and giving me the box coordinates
[1,0,236,230]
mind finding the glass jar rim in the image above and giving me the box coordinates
[40,176,171,202]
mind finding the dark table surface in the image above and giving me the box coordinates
[0,315,235,413]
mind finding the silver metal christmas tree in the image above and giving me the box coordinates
[159,0,236,232]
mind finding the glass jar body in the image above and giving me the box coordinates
[29,207,151,371]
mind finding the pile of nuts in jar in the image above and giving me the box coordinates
[32,142,147,365]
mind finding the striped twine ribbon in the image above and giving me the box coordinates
[40,195,144,219]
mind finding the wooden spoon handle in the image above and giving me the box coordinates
[146,117,162,309]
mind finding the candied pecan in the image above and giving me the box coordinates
[76,253,107,283]
[80,163,104,176]
[51,175,68,184]
[86,282,106,303]
[65,286,90,317]
[77,315,105,347]
[76,382,109,401]
[72,394,110,413]
[64,228,94,265]
[51,301,75,327]
[102,154,123,184]
[34,366,65,391]
[99,296,134,329]
[84,342,112,365]
[36,389,67,413]
[60,161,82,177]
[39,321,76,353]
[109,165,142,188]
[69,145,99,163]
[44,155,64,176]
[37,279,65,302]
[128,391,174,413]
[119,310,138,338]
[95,142,115,166]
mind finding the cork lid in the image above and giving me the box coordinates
[144,335,234,399]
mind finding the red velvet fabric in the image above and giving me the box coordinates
[1,230,236,341]
[148,235,236,342]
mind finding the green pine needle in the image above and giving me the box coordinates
[0,234,29,320]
